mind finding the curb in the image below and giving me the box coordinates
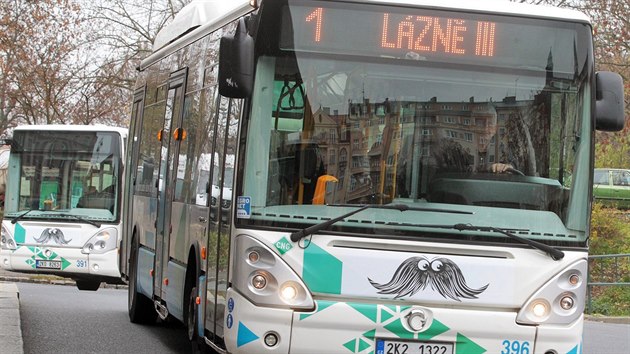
[0,281,24,354]
[585,314,630,324]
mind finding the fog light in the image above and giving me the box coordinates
[92,263,100,272]
[252,274,267,289]
[532,300,550,318]
[560,295,575,310]
[3,258,8,266]
[280,283,297,302]
[44,249,52,257]
[264,332,278,347]
[568,274,580,286]
[248,251,260,263]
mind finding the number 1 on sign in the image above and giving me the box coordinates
[306,7,323,42]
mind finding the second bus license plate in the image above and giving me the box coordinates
[376,339,454,354]
[35,260,62,269]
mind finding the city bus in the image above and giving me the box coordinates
[121,0,625,353]
[0,125,127,291]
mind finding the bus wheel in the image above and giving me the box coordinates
[128,239,156,324]
[187,285,212,353]
[76,280,101,291]
[187,286,198,342]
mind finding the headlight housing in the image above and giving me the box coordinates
[233,234,315,310]
[516,259,587,325]
[82,228,117,254]
[1,224,17,250]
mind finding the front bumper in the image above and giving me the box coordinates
[223,289,583,354]
[0,245,120,279]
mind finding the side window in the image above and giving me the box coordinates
[174,92,197,203]
[137,80,166,197]
[612,171,629,186]
[594,170,608,185]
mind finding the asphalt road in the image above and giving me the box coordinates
[16,283,630,354]
[17,283,190,353]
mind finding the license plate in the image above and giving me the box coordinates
[376,339,454,354]
[36,260,62,269]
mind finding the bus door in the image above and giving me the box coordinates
[205,97,241,343]
[122,87,145,275]
[154,69,187,301]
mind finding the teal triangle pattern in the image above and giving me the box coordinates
[300,300,335,320]
[456,333,486,354]
[236,322,259,347]
[343,338,356,352]
[349,303,378,323]
[362,329,376,340]
[303,242,343,294]
[61,257,71,270]
[342,337,372,353]
[417,319,449,341]
[380,307,394,322]
[383,318,414,339]
[14,223,26,243]
[567,344,579,354]
[358,338,370,352]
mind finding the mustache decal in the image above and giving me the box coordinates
[369,256,489,301]
[34,228,72,245]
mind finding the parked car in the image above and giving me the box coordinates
[593,168,630,208]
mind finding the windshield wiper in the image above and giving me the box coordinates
[10,209,39,224]
[452,223,564,261]
[43,212,101,228]
[289,204,472,242]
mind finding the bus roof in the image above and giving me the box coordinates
[143,0,590,70]
[353,0,590,22]
[14,125,128,137]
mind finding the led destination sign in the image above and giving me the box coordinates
[280,2,589,72]
[309,9,496,57]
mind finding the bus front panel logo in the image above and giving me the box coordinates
[368,256,488,301]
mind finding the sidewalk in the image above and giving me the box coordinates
[0,268,73,354]
[0,281,23,354]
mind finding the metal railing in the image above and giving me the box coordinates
[587,253,630,314]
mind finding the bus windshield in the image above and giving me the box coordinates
[239,1,593,245]
[4,130,123,222]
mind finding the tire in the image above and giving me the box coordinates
[76,280,101,291]
[128,238,156,324]
[187,286,198,342]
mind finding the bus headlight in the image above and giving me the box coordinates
[233,234,314,310]
[82,228,117,254]
[517,259,587,325]
[1,225,17,250]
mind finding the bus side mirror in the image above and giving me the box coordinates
[595,71,625,132]
[218,17,254,98]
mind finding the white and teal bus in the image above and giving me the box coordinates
[122,0,625,353]
[0,125,127,291]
